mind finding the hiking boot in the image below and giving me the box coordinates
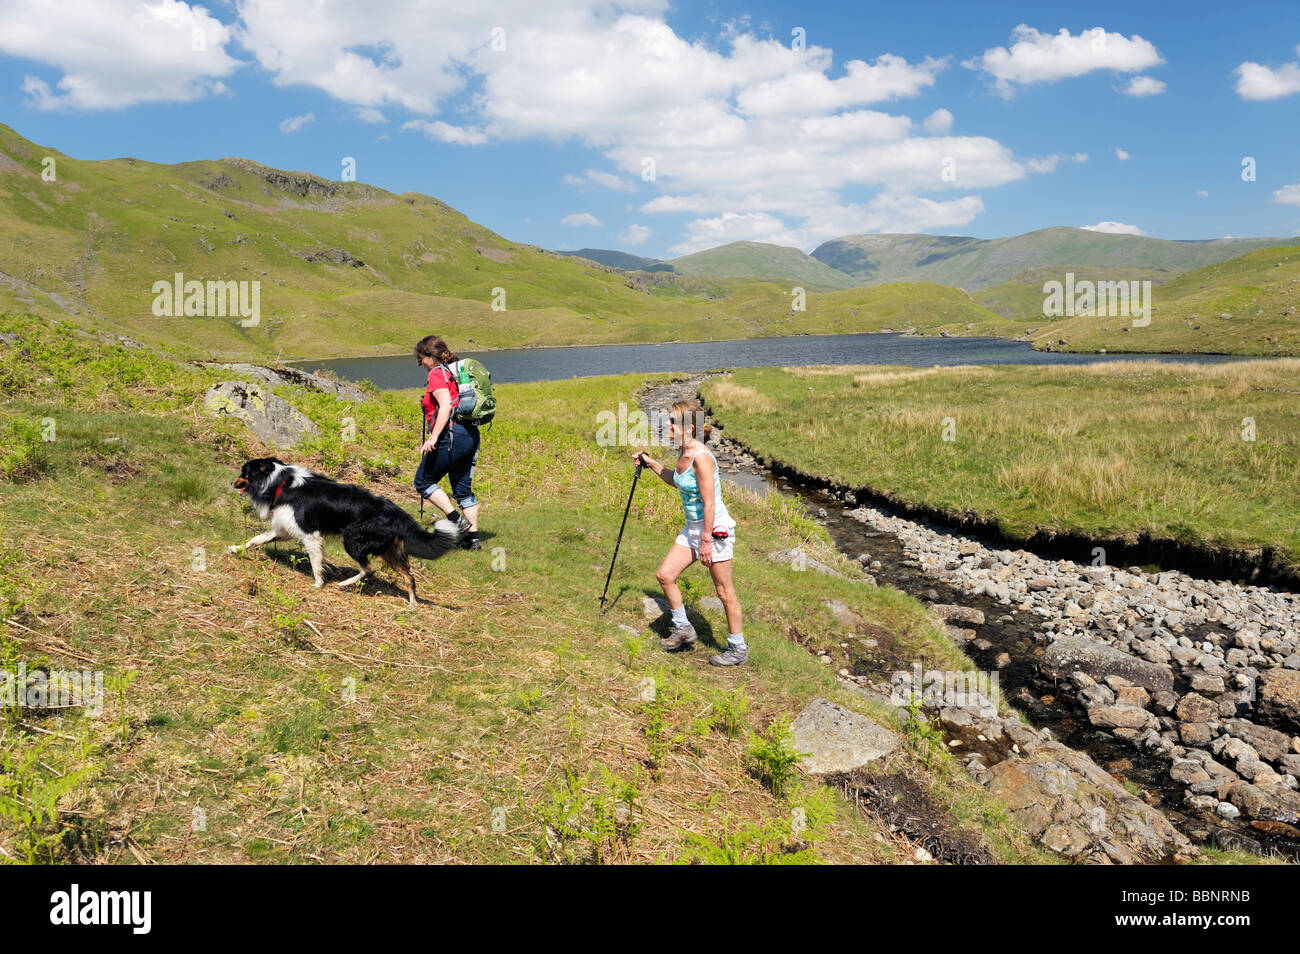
[459,534,481,551]
[661,623,697,651]
[455,514,473,535]
[709,644,749,667]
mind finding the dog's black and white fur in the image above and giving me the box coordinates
[230,457,458,605]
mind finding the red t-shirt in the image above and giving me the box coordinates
[421,365,460,423]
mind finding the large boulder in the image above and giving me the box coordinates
[1040,634,1174,693]
[791,698,899,775]
[983,740,1195,864]
[1255,669,1300,735]
[1221,780,1300,824]
[204,381,319,449]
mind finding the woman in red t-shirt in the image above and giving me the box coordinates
[412,335,481,550]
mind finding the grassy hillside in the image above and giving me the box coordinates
[1025,245,1300,356]
[702,362,1300,574]
[813,228,1290,290]
[0,313,1066,865]
[0,124,1015,361]
[976,265,1175,321]
[669,241,857,290]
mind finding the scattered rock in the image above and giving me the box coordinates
[1040,634,1174,693]
[767,548,845,578]
[929,604,985,626]
[642,596,669,619]
[791,698,900,775]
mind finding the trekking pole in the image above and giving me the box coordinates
[419,412,427,519]
[599,454,644,609]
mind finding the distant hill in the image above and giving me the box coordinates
[1026,244,1300,355]
[668,241,856,289]
[812,227,1291,290]
[555,248,672,272]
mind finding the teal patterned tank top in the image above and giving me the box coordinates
[672,447,731,523]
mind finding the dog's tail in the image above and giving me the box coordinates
[402,519,459,561]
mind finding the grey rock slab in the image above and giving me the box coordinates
[791,698,900,776]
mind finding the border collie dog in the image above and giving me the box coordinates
[230,457,458,605]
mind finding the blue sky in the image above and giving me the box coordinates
[1,0,1298,258]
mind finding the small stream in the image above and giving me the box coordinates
[643,373,1300,860]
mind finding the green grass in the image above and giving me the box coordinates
[0,314,1055,864]
[703,361,1300,575]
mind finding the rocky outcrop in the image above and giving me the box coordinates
[937,703,1196,863]
[222,158,339,198]
[201,362,367,402]
[293,247,365,268]
[203,381,319,449]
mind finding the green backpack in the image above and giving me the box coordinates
[453,358,497,425]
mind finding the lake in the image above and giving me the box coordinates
[296,333,1247,389]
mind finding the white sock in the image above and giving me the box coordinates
[670,605,689,627]
[728,632,746,649]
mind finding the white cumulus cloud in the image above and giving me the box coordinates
[1122,75,1166,96]
[964,25,1163,97]
[1115,146,1131,161]
[3,0,241,109]
[1273,184,1300,206]
[922,108,953,134]
[620,224,652,246]
[1235,46,1300,100]
[562,212,601,226]
[1081,221,1143,235]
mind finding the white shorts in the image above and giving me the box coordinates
[675,520,735,562]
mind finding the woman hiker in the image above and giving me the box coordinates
[413,335,482,551]
[633,400,747,667]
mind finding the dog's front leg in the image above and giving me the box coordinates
[229,530,281,554]
[303,533,326,588]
